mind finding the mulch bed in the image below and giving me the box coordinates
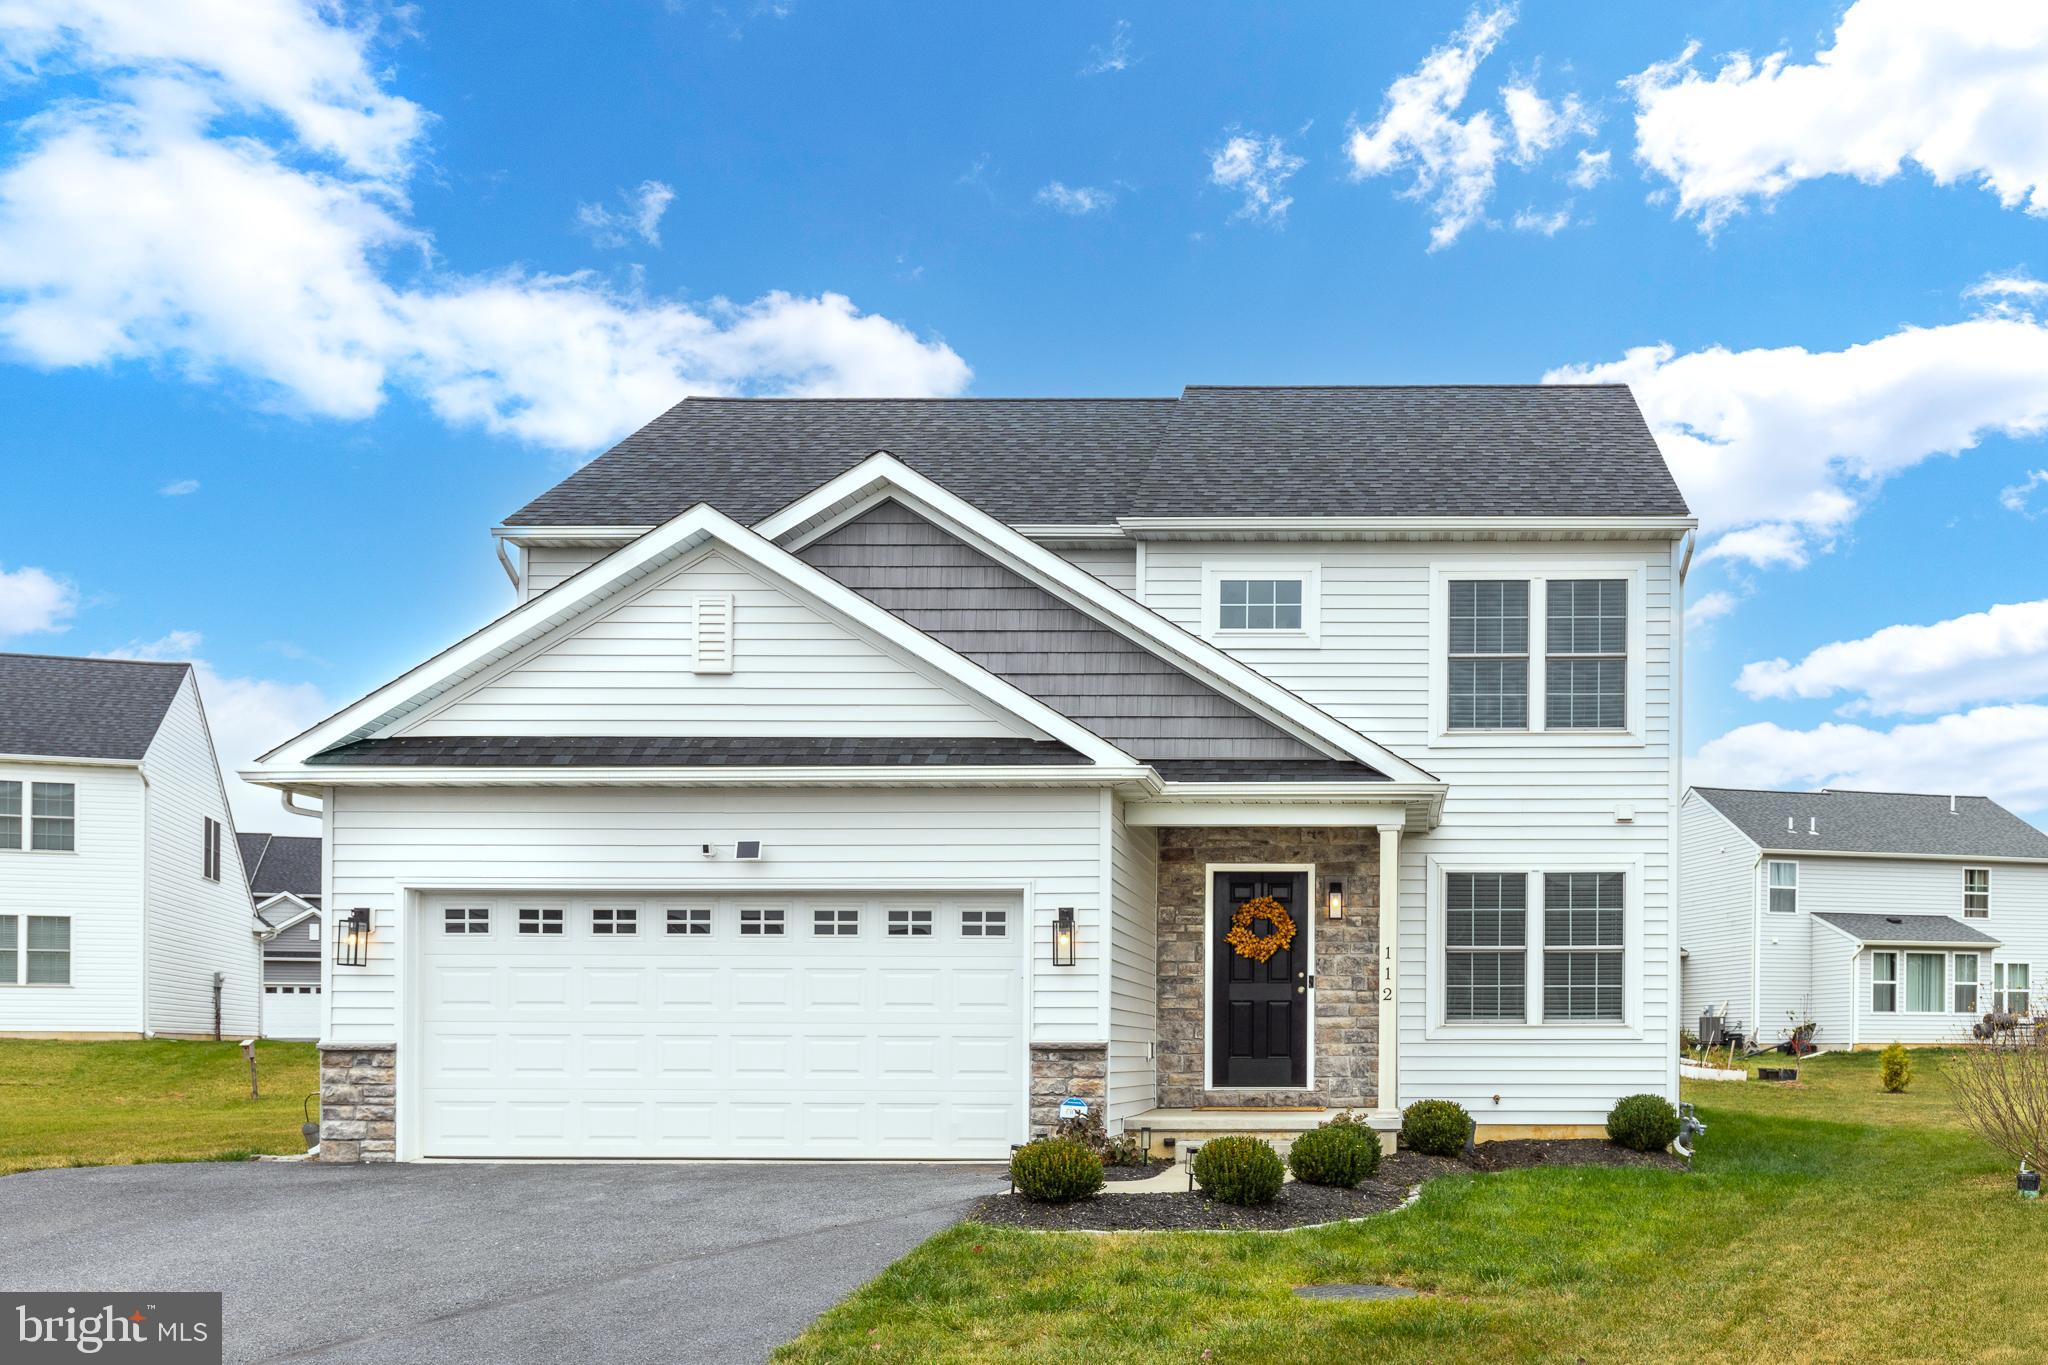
[1101,1158,1172,1182]
[973,1140,1685,1233]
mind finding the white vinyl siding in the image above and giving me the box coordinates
[325,785,1106,1048]
[1678,794,1757,1031]
[1141,537,1677,1126]
[1106,797,1159,1124]
[521,543,613,600]
[1054,545,1138,596]
[407,548,1031,739]
[139,672,260,1037]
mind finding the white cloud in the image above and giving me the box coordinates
[1502,82,1593,164]
[1689,705,2048,819]
[1546,312,2048,567]
[1035,181,1115,215]
[0,564,76,638]
[1080,19,1133,76]
[1511,204,1571,235]
[158,477,200,496]
[573,180,677,248]
[0,0,969,453]
[1628,1,2048,232]
[97,630,329,832]
[1736,599,2048,716]
[1209,132,1305,224]
[1685,589,1739,627]
[1567,147,1611,189]
[2002,467,2048,516]
[1967,271,2048,303]
[1344,6,1592,249]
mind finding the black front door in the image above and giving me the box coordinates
[1211,871,1310,1088]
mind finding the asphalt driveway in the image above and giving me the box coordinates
[0,1160,1003,1363]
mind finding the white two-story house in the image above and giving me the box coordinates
[1680,786,2048,1050]
[247,385,1693,1162]
[0,653,259,1038]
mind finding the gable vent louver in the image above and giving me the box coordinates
[692,593,735,674]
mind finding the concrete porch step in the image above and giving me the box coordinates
[1126,1107,1402,1158]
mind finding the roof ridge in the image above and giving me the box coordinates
[1180,382,1630,392]
[0,651,190,669]
[677,395,1178,404]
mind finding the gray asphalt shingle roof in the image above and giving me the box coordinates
[1811,912,2000,947]
[305,736,1091,767]
[0,652,189,761]
[240,833,321,899]
[503,385,1688,527]
[1691,787,2048,860]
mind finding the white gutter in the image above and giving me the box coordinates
[245,764,1165,791]
[0,753,141,769]
[279,789,322,820]
[495,537,520,589]
[1114,514,1698,542]
[1755,848,2048,867]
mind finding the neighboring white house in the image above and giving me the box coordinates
[241,832,323,1040]
[1680,786,2048,1050]
[0,653,260,1038]
[246,385,1695,1162]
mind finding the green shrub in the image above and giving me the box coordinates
[1191,1135,1285,1206]
[1401,1099,1472,1157]
[1053,1108,1146,1166]
[1287,1120,1382,1187]
[1606,1093,1682,1152]
[1879,1042,1913,1093]
[1009,1137,1104,1203]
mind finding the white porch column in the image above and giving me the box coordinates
[1376,822,1401,1113]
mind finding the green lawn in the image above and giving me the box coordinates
[0,1038,319,1175]
[779,1050,2042,1362]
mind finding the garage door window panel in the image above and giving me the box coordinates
[443,907,490,935]
[741,907,785,937]
[888,908,933,937]
[518,907,564,936]
[592,907,638,935]
[961,909,1007,938]
[814,907,859,937]
[667,907,712,937]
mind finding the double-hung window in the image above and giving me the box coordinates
[1964,868,1990,918]
[0,915,70,984]
[1997,962,2031,1014]
[29,783,74,851]
[1872,953,1898,1013]
[1767,861,1798,913]
[202,817,223,881]
[1954,954,1980,1014]
[1905,952,1945,1013]
[1444,873,1527,1021]
[1447,581,1529,730]
[1545,580,1627,729]
[0,782,19,848]
[1544,873,1625,1021]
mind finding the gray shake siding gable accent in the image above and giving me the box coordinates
[798,500,1326,761]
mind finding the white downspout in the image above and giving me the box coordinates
[279,789,322,821]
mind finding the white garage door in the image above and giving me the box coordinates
[262,985,321,1040]
[416,892,1025,1159]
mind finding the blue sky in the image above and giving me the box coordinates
[3,1,2048,828]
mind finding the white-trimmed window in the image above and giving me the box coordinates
[442,907,490,934]
[1543,873,1625,1021]
[1767,861,1797,914]
[0,915,70,984]
[517,907,563,936]
[1545,580,1627,729]
[1447,581,1529,730]
[30,782,74,852]
[813,907,859,937]
[1955,954,1980,1014]
[740,907,785,937]
[961,908,1007,937]
[887,907,933,937]
[591,906,637,935]
[1964,868,1990,919]
[0,782,18,848]
[1202,565,1319,644]
[667,907,712,936]
[1905,952,1945,1013]
[202,817,223,881]
[1444,872,1527,1021]
[1997,962,2031,1014]
[1872,952,1898,1013]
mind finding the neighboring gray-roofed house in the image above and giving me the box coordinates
[240,832,324,1041]
[1681,786,2048,1052]
[0,653,260,1038]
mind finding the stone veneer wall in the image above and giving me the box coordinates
[318,1043,396,1162]
[1029,1042,1107,1134]
[1156,827,1380,1109]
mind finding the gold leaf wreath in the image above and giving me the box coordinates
[1225,895,1297,963]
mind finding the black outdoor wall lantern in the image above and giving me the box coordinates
[1326,878,1346,921]
[334,908,371,967]
[1052,907,1077,967]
